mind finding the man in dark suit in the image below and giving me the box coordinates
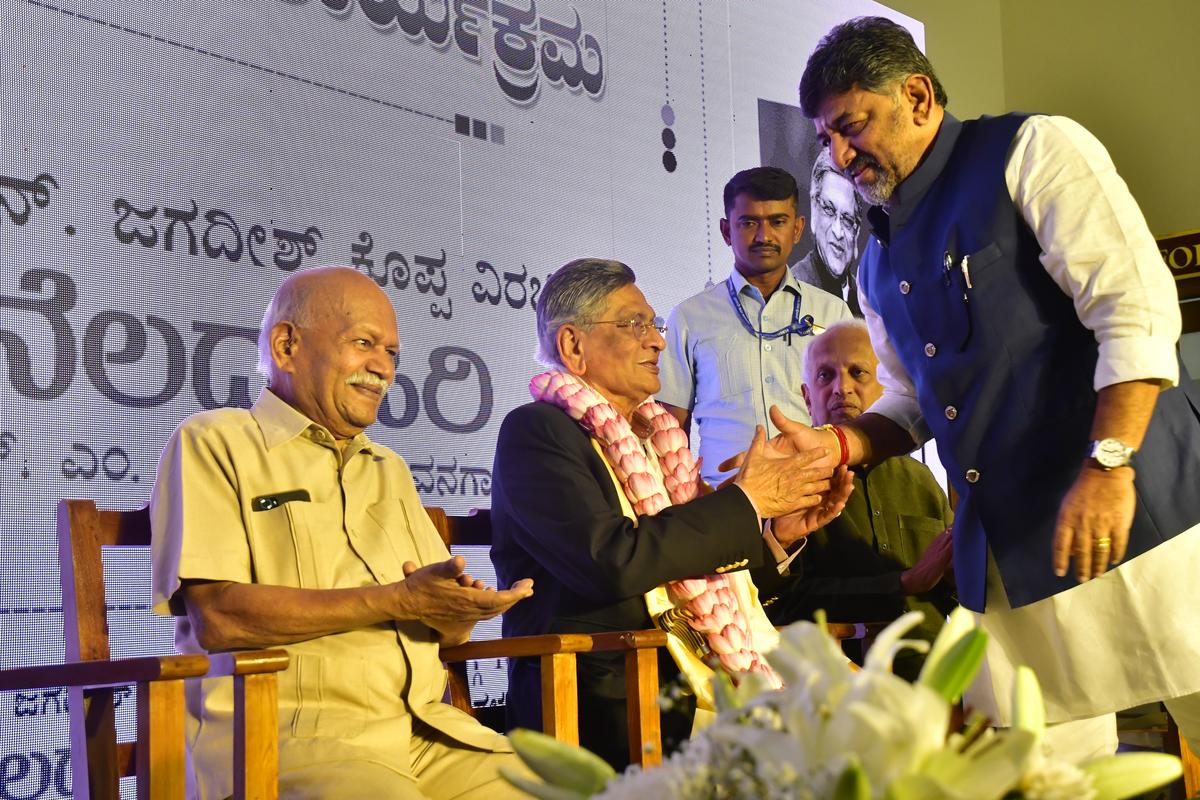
[490,258,851,768]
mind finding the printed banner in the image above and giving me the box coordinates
[0,1,918,792]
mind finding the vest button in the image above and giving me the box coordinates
[944,405,958,420]
[965,468,981,483]
[924,342,937,357]
[899,280,911,295]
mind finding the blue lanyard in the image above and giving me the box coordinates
[725,277,816,341]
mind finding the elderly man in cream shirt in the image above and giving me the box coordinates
[151,266,534,799]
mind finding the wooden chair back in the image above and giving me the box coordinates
[426,506,671,766]
[56,499,287,799]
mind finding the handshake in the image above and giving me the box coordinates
[721,406,854,547]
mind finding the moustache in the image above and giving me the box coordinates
[846,153,883,178]
[751,244,780,252]
[345,372,391,395]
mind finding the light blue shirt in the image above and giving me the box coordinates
[657,268,854,485]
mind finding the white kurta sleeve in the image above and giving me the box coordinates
[1005,115,1181,390]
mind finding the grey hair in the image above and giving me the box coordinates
[810,148,863,214]
[536,258,636,367]
[801,318,872,379]
[256,277,322,381]
[799,16,948,119]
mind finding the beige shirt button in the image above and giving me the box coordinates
[965,469,981,483]
[899,280,911,295]
[764,342,773,351]
[944,405,958,420]
[924,342,937,357]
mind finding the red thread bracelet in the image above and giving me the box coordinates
[817,424,850,467]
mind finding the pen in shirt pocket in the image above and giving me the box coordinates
[251,489,311,511]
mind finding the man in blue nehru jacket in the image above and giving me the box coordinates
[772,16,1200,763]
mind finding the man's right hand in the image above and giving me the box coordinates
[719,406,842,474]
[394,556,534,633]
[899,529,953,595]
[733,425,838,519]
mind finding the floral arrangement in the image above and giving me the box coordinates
[502,609,1182,800]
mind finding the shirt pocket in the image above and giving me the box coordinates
[895,514,947,566]
[244,500,310,587]
[713,336,757,400]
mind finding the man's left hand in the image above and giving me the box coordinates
[1052,465,1135,581]
[770,465,855,547]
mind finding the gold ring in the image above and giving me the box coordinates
[1095,537,1112,549]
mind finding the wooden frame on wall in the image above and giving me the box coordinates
[1157,228,1200,334]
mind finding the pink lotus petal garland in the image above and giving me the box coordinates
[531,370,781,688]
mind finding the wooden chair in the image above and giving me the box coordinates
[426,507,875,768]
[0,499,291,800]
[426,507,674,765]
[1165,712,1200,799]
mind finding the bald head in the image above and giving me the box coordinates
[259,266,399,440]
[801,319,882,426]
[258,266,387,380]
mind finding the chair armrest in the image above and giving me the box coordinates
[207,649,291,677]
[0,649,292,693]
[439,633,597,662]
[0,654,210,690]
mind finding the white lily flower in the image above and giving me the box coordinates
[504,613,1182,800]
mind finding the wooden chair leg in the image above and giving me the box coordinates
[444,662,474,714]
[74,685,122,800]
[136,679,187,800]
[540,652,579,745]
[1171,717,1200,799]
[235,673,280,800]
[624,647,662,767]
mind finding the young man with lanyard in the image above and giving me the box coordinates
[658,166,854,487]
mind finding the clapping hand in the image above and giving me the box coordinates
[398,556,533,644]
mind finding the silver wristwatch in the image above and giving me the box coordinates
[1087,438,1136,469]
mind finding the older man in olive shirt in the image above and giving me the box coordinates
[768,320,954,680]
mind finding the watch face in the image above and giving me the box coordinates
[1094,438,1132,468]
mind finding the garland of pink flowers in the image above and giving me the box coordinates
[530,370,781,687]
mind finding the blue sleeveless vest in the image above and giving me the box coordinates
[858,113,1200,611]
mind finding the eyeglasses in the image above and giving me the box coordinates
[815,196,861,233]
[586,316,668,339]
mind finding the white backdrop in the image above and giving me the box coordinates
[0,1,920,793]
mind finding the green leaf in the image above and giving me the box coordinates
[508,728,615,795]
[1082,752,1182,800]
